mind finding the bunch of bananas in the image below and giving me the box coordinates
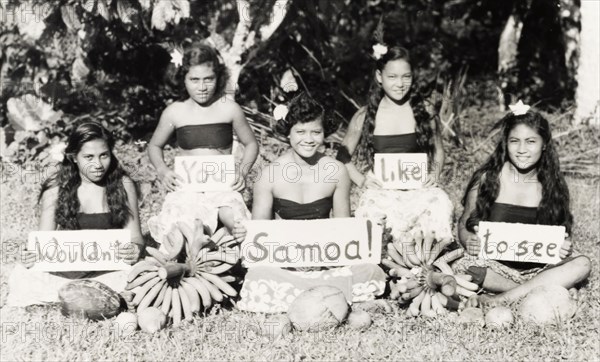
[126,219,239,326]
[382,231,479,317]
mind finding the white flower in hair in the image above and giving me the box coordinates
[509,100,531,116]
[170,49,183,68]
[372,43,388,60]
[273,104,289,121]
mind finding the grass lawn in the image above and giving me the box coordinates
[1,98,599,361]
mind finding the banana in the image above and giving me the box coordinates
[198,272,237,297]
[196,275,224,302]
[197,249,239,265]
[413,232,425,262]
[161,286,173,315]
[145,256,163,266]
[132,276,161,306]
[219,275,236,283]
[138,279,166,311]
[402,285,425,300]
[186,276,212,309]
[381,258,413,278]
[200,261,236,274]
[210,227,228,244]
[433,259,454,275]
[126,271,158,290]
[427,237,453,264]
[152,281,169,307]
[146,246,169,265]
[408,289,427,317]
[455,274,473,282]
[171,287,182,326]
[420,290,436,318]
[178,283,193,321]
[405,243,422,267]
[386,243,409,268]
[430,292,446,315]
[180,280,201,313]
[456,285,476,297]
[422,232,435,264]
[164,227,185,260]
[405,279,420,290]
[455,275,479,291]
[438,248,464,264]
[127,261,159,282]
[177,220,195,244]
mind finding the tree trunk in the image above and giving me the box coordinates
[574,1,600,126]
[497,14,523,110]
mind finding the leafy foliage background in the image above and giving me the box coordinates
[0,0,576,163]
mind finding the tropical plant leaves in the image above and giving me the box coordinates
[6,95,64,132]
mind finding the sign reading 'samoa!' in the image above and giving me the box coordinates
[240,218,383,268]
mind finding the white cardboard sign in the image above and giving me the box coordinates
[27,230,131,272]
[241,218,382,268]
[477,221,565,264]
[373,153,428,190]
[174,155,235,192]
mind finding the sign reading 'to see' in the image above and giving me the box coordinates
[241,218,382,268]
[477,221,566,264]
[174,155,236,192]
[373,153,428,190]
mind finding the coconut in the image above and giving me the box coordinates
[457,307,485,327]
[519,285,576,325]
[347,310,372,330]
[137,307,167,333]
[288,286,349,332]
[485,306,513,328]
[114,312,138,337]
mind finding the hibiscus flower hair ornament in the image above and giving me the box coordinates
[170,48,183,68]
[372,43,388,60]
[509,100,531,116]
[273,104,289,121]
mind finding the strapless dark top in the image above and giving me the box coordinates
[489,202,537,225]
[176,123,233,150]
[272,197,333,220]
[373,133,420,153]
[77,212,115,230]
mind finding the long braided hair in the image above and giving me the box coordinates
[355,46,437,171]
[462,111,572,233]
[40,122,131,230]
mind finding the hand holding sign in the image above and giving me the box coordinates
[159,168,184,192]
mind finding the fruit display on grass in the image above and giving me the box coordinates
[383,230,478,317]
[127,219,240,326]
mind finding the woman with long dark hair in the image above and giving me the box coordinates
[7,122,144,306]
[338,44,453,244]
[456,106,591,305]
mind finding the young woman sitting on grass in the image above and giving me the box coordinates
[232,93,386,313]
[147,43,258,243]
[338,45,454,244]
[455,106,591,306]
[7,121,144,307]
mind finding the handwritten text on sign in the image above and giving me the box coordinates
[373,153,428,190]
[241,218,382,268]
[174,155,235,192]
[27,230,131,272]
[477,221,565,264]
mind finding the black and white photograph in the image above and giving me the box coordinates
[1,0,599,360]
